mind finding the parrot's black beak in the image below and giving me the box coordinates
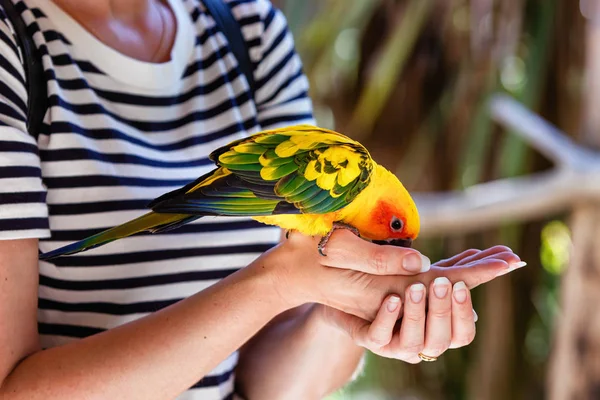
[373,238,413,248]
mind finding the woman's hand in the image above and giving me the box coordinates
[266,229,524,321]
[316,248,506,363]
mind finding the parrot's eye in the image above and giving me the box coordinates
[390,216,403,232]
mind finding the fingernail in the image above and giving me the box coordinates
[409,283,425,303]
[403,252,431,273]
[387,295,400,312]
[473,309,478,322]
[433,277,450,298]
[453,281,467,304]
[511,261,527,269]
[497,260,528,277]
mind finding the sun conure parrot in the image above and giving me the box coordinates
[39,125,420,260]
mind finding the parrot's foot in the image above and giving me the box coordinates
[318,222,360,256]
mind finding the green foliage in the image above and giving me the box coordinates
[540,220,571,276]
[348,0,435,138]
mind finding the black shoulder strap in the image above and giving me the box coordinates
[1,0,47,138]
[202,0,255,97]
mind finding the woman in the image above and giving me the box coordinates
[0,0,525,398]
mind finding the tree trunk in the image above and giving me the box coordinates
[548,4,600,399]
[548,205,600,400]
[467,275,515,400]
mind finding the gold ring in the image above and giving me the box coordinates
[418,352,438,362]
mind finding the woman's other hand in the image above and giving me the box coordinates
[319,278,476,363]
[304,247,521,363]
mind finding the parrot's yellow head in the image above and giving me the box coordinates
[342,164,420,247]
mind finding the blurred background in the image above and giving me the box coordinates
[270,0,598,399]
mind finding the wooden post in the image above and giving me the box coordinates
[548,2,600,398]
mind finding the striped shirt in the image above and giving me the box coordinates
[0,0,314,398]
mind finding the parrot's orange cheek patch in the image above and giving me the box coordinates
[368,201,395,238]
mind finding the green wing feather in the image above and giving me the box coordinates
[150,125,374,217]
[201,124,374,215]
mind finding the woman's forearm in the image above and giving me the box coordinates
[0,261,288,400]
[236,304,364,400]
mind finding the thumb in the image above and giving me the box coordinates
[321,229,431,275]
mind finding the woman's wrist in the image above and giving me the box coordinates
[252,241,320,310]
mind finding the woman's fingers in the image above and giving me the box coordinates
[434,249,480,267]
[436,255,525,290]
[435,246,517,268]
[420,277,453,359]
[427,247,526,290]
[449,281,476,349]
[361,294,403,348]
[454,245,514,266]
[319,229,431,276]
[322,282,478,363]
[322,294,402,350]
[393,283,427,363]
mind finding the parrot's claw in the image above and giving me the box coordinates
[318,222,360,256]
[318,245,327,257]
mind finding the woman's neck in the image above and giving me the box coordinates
[52,0,155,21]
[50,0,176,63]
